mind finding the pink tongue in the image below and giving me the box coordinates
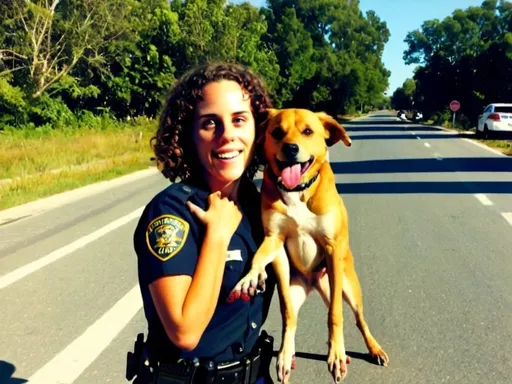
[281,164,302,189]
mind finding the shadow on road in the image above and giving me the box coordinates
[0,361,27,384]
[271,350,381,366]
[330,157,512,174]
[253,157,512,194]
[341,120,412,126]
[333,157,512,193]
[348,133,473,140]
[336,181,512,194]
[344,126,444,132]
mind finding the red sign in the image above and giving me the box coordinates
[450,100,461,112]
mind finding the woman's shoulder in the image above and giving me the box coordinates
[154,182,195,204]
[145,181,204,213]
[136,181,199,233]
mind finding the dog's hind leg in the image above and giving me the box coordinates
[286,273,314,371]
[325,240,349,383]
[342,249,389,367]
[273,248,306,384]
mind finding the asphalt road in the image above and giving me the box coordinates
[1,111,511,384]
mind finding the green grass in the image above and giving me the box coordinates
[0,118,157,211]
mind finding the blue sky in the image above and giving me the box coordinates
[230,0,485,94]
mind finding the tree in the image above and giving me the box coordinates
[403,0,512,126]
[0,0,135,98]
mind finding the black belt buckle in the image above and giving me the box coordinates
[155,358,199,384]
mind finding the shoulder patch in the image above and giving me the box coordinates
[146,214,190,261]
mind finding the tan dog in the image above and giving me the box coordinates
[231,108,389,383]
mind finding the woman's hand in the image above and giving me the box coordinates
[187,191,242,242]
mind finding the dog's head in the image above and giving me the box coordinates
[258,108,351,190]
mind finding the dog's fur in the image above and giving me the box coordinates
[232,108,389,383]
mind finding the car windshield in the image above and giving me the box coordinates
[494,106,512,113]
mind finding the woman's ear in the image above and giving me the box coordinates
[315,112,352,147]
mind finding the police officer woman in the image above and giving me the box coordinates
[130,62,276,384]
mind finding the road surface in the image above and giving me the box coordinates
[1,111,511,384]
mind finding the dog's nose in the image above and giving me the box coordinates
[282,143,299,159]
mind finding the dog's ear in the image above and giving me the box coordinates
[315,112,352,147]
[254,108,278,165]
[256,108,278,145]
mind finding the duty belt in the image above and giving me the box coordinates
[127,331,274,384]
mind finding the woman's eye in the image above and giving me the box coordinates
[233,117,246,125]
[203,119,216,129]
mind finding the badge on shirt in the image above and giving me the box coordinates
[146,214,190,261]
[226,249,243,262]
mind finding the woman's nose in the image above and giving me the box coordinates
[217,121,236,141]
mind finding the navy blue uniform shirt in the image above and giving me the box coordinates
[134,176,276,363]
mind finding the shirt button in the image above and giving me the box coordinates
[251,322,257,329]
[233,343,244,354]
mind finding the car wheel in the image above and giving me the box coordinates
[483,125,490,139]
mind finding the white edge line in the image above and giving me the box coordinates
[501,212,512,227]
[474,194,494,206]
[417,122,505,157]
[0,207,144,290]
[27,284,143,384]
[462,138,506,157]
[0,168,158,226]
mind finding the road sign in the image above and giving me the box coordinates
[450,100,460,112]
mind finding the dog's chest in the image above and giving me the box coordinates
[271,192,334,272]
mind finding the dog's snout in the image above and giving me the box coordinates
[282,143,299,159]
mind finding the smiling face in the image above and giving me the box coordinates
[192,80,256,193]
[262,109,351,190]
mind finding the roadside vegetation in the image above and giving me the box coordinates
[0,117,156,210]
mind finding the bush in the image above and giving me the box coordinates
[0,77,28,127]
[28,94,76,129]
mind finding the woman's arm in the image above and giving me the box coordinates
[149,229,228,350]
[148,191,242,351]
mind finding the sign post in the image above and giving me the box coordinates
[450,100,461,127]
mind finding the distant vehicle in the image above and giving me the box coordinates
[476,103,512,138]
[397,110,406,120]
[412,111,423,121]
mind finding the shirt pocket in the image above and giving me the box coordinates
[221,245,248,296]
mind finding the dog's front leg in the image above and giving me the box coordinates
[231,235,284,298]
[325,239,348,383]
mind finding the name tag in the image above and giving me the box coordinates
[226,249,243,262]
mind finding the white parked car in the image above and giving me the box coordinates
[476,103,512,137]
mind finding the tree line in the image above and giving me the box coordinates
[0,0,391,130]
[391,0,512,128]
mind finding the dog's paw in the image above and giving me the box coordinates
[369,345,389,367]
[277,345,294,383]
[327,340,348,383]
[228,267,267,302]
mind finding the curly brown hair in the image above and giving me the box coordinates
[151,61,273,182]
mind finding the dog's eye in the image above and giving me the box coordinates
[303,127,313,136]
[271,127,285,141]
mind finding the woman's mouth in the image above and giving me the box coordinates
[213,150,242,160]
